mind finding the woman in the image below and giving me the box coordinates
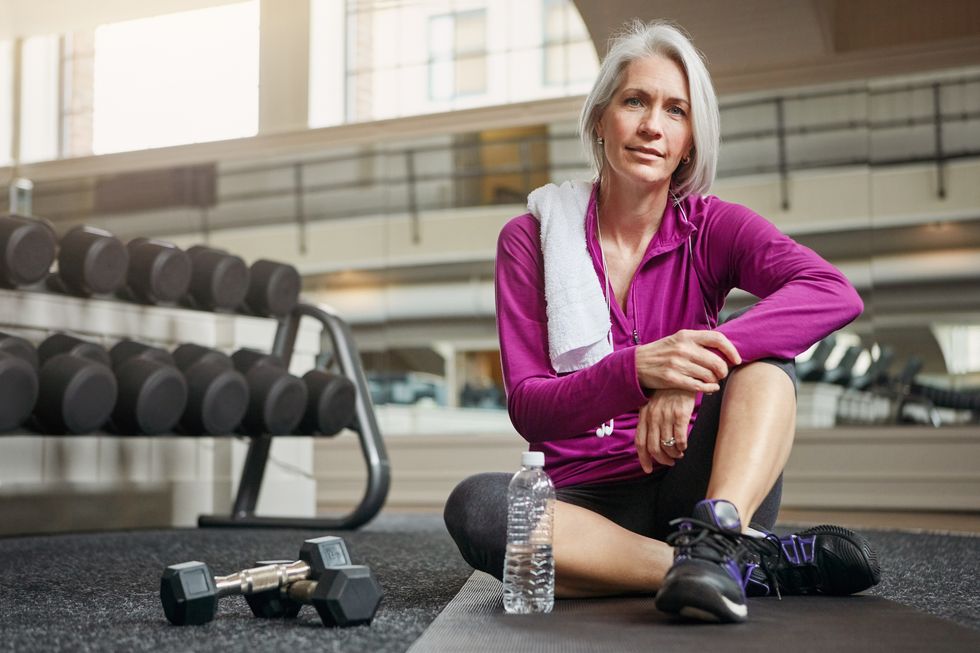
[444,20,880,623]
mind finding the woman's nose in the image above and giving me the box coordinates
[638,110,662,137]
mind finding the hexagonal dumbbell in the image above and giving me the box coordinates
[160,535,351,626]
[276,567,383,628]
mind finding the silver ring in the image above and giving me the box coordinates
[661,438,676,447]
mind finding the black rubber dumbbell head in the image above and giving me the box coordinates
[232,349,307,435]
[56,225,129,296]
[0,333,39,432]
[38,332,112,366]
[310,566,383,627]
[0,214,57,287]
[245,536,353,619]
[300,370,356,436]
[109,340,188,435]
[125,238,191,304]
[172,343,249,435]
[35,338,117,434]
[244,259,301,317]
[0,332,39,371]
[186,246,249,311]
[160,561,219,626]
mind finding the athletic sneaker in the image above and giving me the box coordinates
[743,525,881,597]
[654,499,756,623]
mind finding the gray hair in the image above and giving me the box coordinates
[579,20,719,199]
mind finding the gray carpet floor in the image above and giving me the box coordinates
[0,514,976,652]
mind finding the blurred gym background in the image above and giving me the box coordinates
[1,0,978,535]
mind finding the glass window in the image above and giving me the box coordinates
[0,40,12,165]
[542,0,595,87]
[428,10,487,101]
[309,0,346,128]
[91,1,259,154]
[19,35,60,164]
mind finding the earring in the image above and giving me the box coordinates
[681,154,691,165]
[596,136,604,145]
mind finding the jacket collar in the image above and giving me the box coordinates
[585,182,697,263]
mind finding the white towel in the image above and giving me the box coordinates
[527,181,612,373]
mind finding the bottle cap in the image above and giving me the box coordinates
[521,451,544,467]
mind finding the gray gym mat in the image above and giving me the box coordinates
[408,570,980,653]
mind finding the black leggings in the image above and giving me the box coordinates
[443,358,795,580]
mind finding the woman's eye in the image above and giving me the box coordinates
[668,105,687,116]
[625,97,642,107]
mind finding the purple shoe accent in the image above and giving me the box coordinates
[692,499,742,532]
[779,534,816,566]
[723,559,752,589]
[741,562,761,592]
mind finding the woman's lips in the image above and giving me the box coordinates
[626,146,665,158]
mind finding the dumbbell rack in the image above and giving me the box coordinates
[1,288,390,530]
[199,302,390,529]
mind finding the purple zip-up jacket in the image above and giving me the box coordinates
[495,184,863,488]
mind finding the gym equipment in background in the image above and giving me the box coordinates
[823,345,863,386]
[34,333,117,434]
[299,369,356,436]
[108,340,188,435]
[231,349,307,436]
[184,245,249,311]
[795,336,836,382]
[0,332,40,432]
[50,226,129,297]
[243,259,301,318]
[122,238,192,305]
[171,343,249,436]
[0,214,57,288]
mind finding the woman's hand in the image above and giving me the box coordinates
[635,389,697,472]
[635,330,741,393]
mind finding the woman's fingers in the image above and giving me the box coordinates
[636,330,741,392]
[686,330,742,367]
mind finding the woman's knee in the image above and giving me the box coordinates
[740,357,798,393]
[443,472,510,578]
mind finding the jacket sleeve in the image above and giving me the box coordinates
[695,200,863,362]
[495,216,649,443]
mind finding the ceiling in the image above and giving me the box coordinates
[573,0,980,94]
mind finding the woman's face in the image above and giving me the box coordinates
[596,54,693,192]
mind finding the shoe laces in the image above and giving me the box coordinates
[742,533,794,599]
[666,517,749,564]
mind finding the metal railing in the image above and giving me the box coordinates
[25,72,980,239]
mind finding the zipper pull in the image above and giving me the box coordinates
[632,329,639,345]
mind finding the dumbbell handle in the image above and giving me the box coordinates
[282,579,319,603]
[213,560,312,598]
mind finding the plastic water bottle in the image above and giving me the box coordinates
[502,451,555,614]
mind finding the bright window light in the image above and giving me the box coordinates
[92,1,259,154]
[0,41,12,165]
[309,0,345,128]
[19,35,60,163]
